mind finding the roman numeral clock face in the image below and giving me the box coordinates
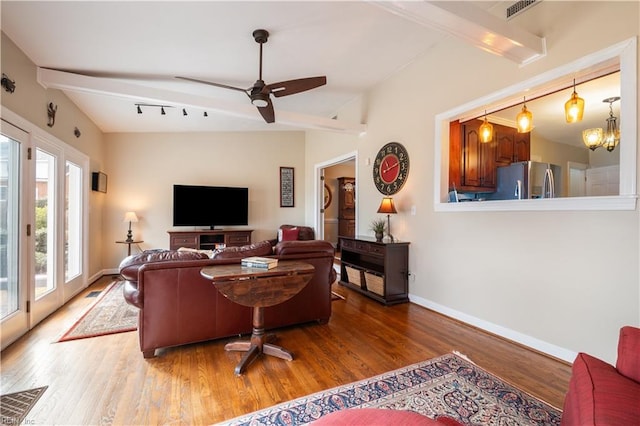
[373,142,410,195]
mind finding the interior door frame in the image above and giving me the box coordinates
[314,151,358,242]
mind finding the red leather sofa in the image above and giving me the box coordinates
[561,325,640,425]
[120,240,336,358]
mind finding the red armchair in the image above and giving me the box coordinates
[561,326,640,425]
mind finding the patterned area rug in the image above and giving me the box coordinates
[222,353,561,425]
[0,386,47,424]
[58,280,137,342]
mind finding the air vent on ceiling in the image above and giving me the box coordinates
[506,0,540,20]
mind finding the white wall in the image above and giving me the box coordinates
[306,1,639,364]
[103,131,306,269]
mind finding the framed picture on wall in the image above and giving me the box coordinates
[280,167,294,207]
[91,172,107,193]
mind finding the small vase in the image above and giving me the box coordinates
[375,232,383,242]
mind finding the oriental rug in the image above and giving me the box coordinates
[221,353,561,426]
[0,386,47,425]
[58,280,137,342]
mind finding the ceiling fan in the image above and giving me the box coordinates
[177,29,326,123]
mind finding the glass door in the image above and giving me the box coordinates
[63,156,86,300]
[0,122,29,348]
[30,142,62,324]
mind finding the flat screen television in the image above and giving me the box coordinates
[173,184,249,229]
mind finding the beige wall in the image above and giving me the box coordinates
[103,131,306,268]
[306,1,639,363]
[1,32,106,279]
[3,2,638,365]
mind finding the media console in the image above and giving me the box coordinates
[168,230,253,251]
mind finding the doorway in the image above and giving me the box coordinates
[315,153,357,247]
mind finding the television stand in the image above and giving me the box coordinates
[168,229,253,250]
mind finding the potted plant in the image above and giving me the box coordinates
[370,218,386,242]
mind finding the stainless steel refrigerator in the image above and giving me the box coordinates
[488,161,561,200]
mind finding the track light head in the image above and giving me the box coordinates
[204,111,208,117]
[137,105,142,114]
[183,108,187,116]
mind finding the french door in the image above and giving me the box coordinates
[1,113,89,349]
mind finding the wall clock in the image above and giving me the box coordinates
[373,142,410,195]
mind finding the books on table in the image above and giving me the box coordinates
[241,256,278,269]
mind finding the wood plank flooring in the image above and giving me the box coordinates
[0,275,572,425]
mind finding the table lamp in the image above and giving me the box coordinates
[377,197,397,242]
[123,211,139,243]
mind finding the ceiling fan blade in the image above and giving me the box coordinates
[257,99,275,123]
[264,76,327,98]
[176,76,250,93]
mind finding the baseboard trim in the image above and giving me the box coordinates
[409,293,577,363]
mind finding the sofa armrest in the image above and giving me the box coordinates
[561,352,640,425]
[616,326,640,383]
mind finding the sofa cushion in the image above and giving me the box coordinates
[279,224,315,241]
[212,240,273,260]
[274,240,335,256]
[616,325,640,383]
[119,249,209,281]
[279,226,300,241]
[561,352,640,425]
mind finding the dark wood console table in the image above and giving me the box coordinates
[339,236,409,305]
[201,261,314,375]
[168,229,252,250]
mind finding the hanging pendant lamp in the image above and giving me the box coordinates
[601,96,620,152]
[479,110,493,143]
[516,97,533,133]
[564,79,585,123]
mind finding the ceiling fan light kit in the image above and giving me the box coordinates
[176,28,327,124]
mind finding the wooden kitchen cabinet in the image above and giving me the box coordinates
[338,236,409,305]
[449,119,496,192]
[449,120,530,192]
[495,123,530,166]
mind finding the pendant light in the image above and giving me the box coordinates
[601,96,620,152]
[516,97,533,133]
[582,128,603,151]
[564,79,585,123]
[479,110,493,143]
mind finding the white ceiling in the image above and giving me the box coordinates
[5,0,611,141]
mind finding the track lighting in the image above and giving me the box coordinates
[183,108,188,116]
[204,111,208,117]
[135,103,173,115]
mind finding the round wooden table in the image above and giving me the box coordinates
[201,261,314,375]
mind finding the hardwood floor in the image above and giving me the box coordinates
[1,275,571,425]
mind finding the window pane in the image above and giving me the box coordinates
[0,136,20,319]
[65,161,82,281]
[35,149,55,299]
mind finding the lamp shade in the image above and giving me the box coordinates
[516,104,533,133]
[582,128,603,151]
[564,91,585,123]
[123,211,139,223]
[479,116,493,143]
[377,197,397,214]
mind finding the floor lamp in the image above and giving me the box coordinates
[377,197,397,242]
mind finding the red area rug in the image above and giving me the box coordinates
[222,353,562,425]
[58,280,137,342]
